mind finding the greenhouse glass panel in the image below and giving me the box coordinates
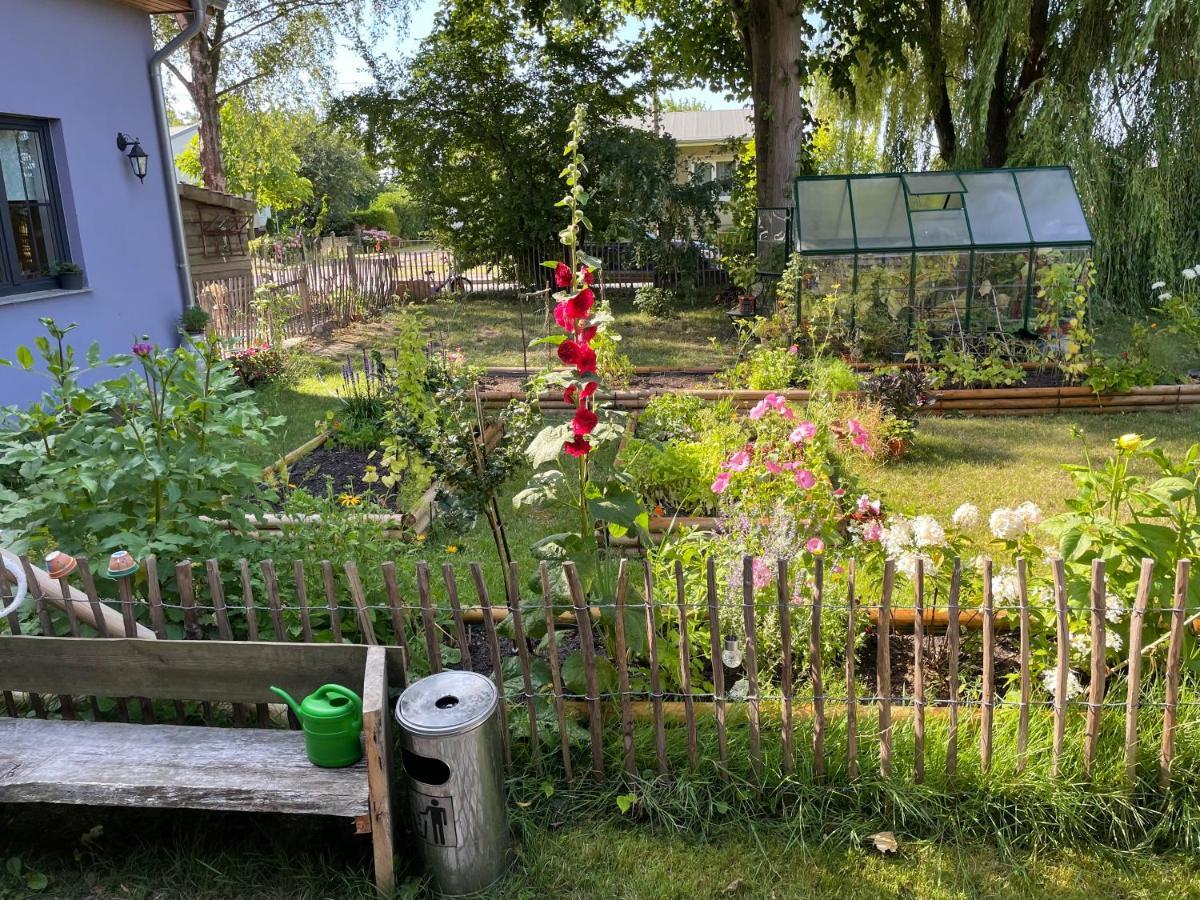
[856,252,912,321]
[849,178,910,249]
[911,209,970,247]
[902,172,966,195]
[1015,169,1091,244]
[913,251,970,331]
[796,178,853,251]
[1032,246,1091,324]
[973,251,1031,332]
[960,172,1030,245]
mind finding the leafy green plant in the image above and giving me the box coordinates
[227,342,285,387]
[632,284,676,320]
[0,319,282,563]
[179,304,212,335]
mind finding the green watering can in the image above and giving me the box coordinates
[270,684,363,768]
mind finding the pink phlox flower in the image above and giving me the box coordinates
[861,521,883,542]
[751,557,773,590]
[857,494,881,516]
[789,421,817,444]
[726,449,753,472]
[749,393,794,420]
[806,537,825,555]
[764,458,783,474]
[711,471,732,494]
[832,487,847,497]
[788,344,799,355]
[793,468,816,489]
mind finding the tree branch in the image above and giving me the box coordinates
[162,58,193,91]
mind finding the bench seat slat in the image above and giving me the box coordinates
[0,719,369,819]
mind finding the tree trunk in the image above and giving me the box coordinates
[982,40,1010,167]
[186,35,227,192]
[922,0,957,165]
[736,0,807,209]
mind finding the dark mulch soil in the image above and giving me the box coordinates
[282,447,409,510]
[464,618,602,678]
[858,629,1022,699]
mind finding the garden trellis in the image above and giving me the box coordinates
[2,549,1196,794]
[788,167,1093,336]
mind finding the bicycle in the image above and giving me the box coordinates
[425,267,473,295]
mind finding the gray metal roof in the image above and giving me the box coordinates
[623,109,753,145]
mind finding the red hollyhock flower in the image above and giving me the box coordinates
[554,262,572,289]
[563,434,592,457]
[567,287,594,321]
[557,339,584,366]
[580,381,597,400]
[571,405,598,436]
[575,345,598,374]
[579,325,598,344]
[580,266,595,286]
[553,301,572,329]
[563,385,576,404]
[565,382,599,404]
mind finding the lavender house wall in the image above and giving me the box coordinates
[0,0,186,408]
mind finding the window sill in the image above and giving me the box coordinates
[0,287,92,308]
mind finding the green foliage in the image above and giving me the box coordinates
[178,97,313,209]
[279,118,381,236]
[719,342,800,390]
[227,343,286,387]
[179,305,211,334]
[359,188,429,240]
[632,285,676,320]
[0,320,281,562]
[347,205,398,235]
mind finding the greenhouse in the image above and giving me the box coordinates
[772,167,1093,336]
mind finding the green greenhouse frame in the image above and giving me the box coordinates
[779,166,1093,335]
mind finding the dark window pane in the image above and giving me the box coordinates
[8,203,57,278]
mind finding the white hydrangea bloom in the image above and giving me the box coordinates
[951,503,981,529]
[911,515,947,548]
[1106,630,1124,655]
[1016,501,1043,528]
[989,507,1027,540]
[1104,593,1127,624]
[991,567,1022,607]
[896,552,936,581]
[1070,631,1091,658]
[1150,280,1166,289]
[1183,268,1197,280]
[881,518,914,558]
[1041,668,1085,700]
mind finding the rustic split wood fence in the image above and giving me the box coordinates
[2,550,1196,790]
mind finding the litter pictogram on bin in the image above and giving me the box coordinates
[410,789,458,847]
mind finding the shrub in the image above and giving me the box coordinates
[228,343,286,386]
[632,285,676,319]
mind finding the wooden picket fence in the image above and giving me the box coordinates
[193,240,731,349]
[2,550,1195,789]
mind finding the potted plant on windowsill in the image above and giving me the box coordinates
[180,304,211,337]
[50,261,84,291]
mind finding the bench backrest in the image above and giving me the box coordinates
[0,635,372,705]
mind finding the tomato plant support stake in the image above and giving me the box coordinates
[566,562,604,781]
[440,564,470,667]
[812,557,826,780]
[612,559,636,778]
[981,559,994,772]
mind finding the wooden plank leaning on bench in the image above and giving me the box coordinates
[0,636,396,895]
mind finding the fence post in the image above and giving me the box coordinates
[1160,559,1190,789]
[1123,558,1153,788]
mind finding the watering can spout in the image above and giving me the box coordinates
[269,686,302,720]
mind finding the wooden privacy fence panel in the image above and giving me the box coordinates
[2,550,1197,791]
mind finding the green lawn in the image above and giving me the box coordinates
[7,802,1199,899]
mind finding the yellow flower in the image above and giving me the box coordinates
[338,493,362,507]
[416,534,427,543]
[1115,433,1143,452]
[446,545,459,554]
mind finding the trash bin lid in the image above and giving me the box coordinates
[396,670,497,737]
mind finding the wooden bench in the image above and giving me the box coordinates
[0,636,396,894]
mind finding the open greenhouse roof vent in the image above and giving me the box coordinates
[793,166,1092,254]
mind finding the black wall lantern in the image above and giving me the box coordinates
[116,132,149,183]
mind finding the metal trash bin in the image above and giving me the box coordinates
[395,670,512,896]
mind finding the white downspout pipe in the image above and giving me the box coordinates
[150,0,209,313]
